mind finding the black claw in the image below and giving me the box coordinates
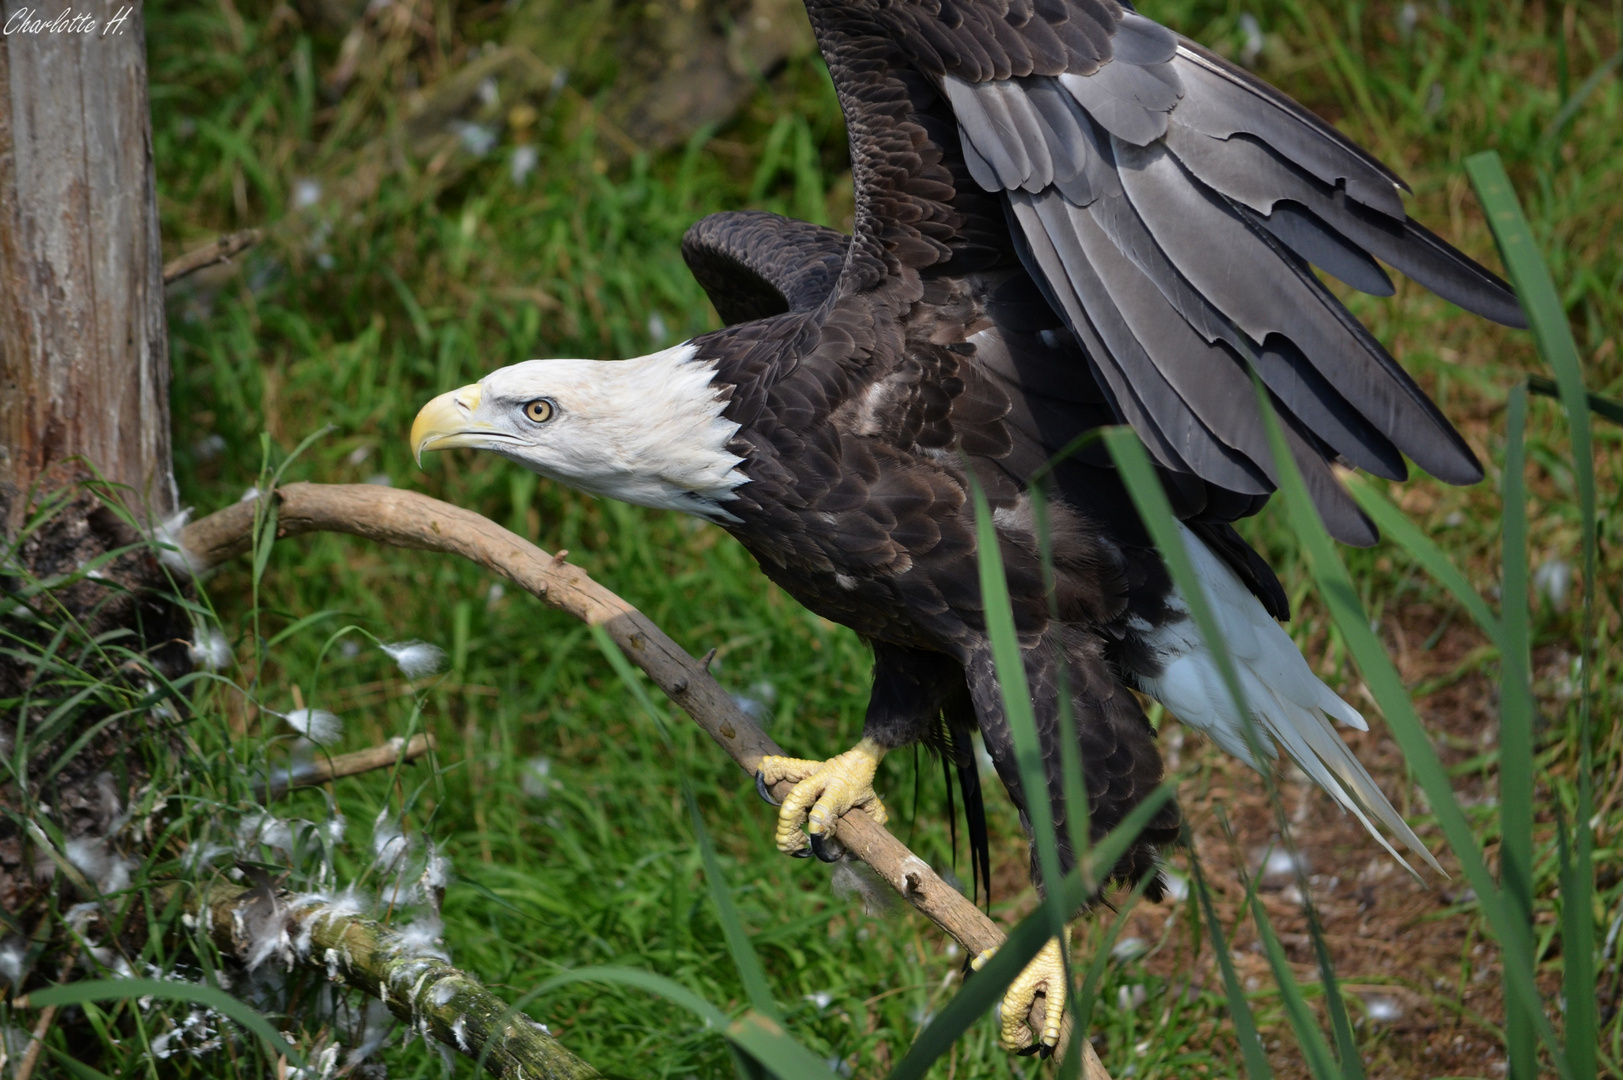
[789,844,815,858]
[1016,1044,1043,1058]
[754,771,781,807]
[1038,1044,1055,1060]
[809,832,843,863]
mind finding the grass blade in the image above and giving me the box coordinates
[589,623,676,746]
[1464,151,1594,629]
[27,978,301,1065]
[886,896,1055,1080]
[967,471,1066,907]
[1469,153,1596,1080]
[1248,898,1341,1080]
[685,787,783,1024]
[531,967,832,1080]
[1189,847,1272,1080]
[1101,431,1258,757]
[1557,802,1598,1080]
[1073,872,1153,1036]
[1345,476,1501,641]
[1250,380,1571,1078]
[1500,383,1538,1080]
[1030,483,1095,882]
[250,496,278,592]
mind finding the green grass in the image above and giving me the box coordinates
[10,0,1617,1076]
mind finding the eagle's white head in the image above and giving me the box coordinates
[411,343,748,521]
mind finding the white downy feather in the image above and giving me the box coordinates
[1138,525,1443,877]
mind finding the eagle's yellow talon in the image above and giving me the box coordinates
[977,931,1070,1053]
[757,738,887,856]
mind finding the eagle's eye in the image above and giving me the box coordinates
[522,399,556,423]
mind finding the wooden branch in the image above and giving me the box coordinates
[258,733,436,798]
[182,483,1105,1077]
[190,882,598,1079]
[162,229,262,284]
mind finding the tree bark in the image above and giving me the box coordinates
[0,0,174,534]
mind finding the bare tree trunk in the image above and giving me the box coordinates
[0,0,174,534]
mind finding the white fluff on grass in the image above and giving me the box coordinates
[1533,557,1573,609]
[152,508,202,576]
[380,640,447,679]
[65,837,137,895]
[188,626,232,671]
[282,708,343,746]
[0,941,24,985]
[237,811,294,855]
[420,842,451,902]
[285,1044,340,1080]
[346,999,394,1068]
[372,810,409,869]
[151,1006,224,1060]
[521,756,552,799]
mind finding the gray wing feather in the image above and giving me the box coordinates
[815,0,1519,542]
[1109,12,1178,66]
[1080,177,1408,481]
[943,76,1030,190]
[1169,41,1408,216]
[1010,196,1199,478]
[1022,79,1119,203]
[1245,201,1395,296]
[1018,193,1273,494]
[990,80,1056,188]
[1058,60,1182,145]
[1252,337,1408,481]
[1109,137,1479,486]
[1162,123,1526,326]
[1042,191,1378,539]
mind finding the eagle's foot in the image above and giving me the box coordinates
[972,929,1070,1056]
[756,737,887,861]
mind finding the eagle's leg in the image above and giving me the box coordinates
[971,927,1071,1055]
[757,737,888,859]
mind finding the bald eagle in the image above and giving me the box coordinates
[413,0,1522,1053]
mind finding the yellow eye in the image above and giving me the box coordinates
[522,399,555,423]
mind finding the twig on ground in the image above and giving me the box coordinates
[187,882,598,1080]
[162,229,262,284]
[258,733,437,798]
[182,482,1101,1077]
[12,947,78,1080]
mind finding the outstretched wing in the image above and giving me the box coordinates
[806,0,1522,545]
[682,211,851,323]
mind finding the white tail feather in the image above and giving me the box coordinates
[1140,526,1443,878]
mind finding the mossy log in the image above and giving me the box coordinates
[192,882,599,1080]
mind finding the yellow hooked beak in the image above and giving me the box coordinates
[410,384,486,466]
